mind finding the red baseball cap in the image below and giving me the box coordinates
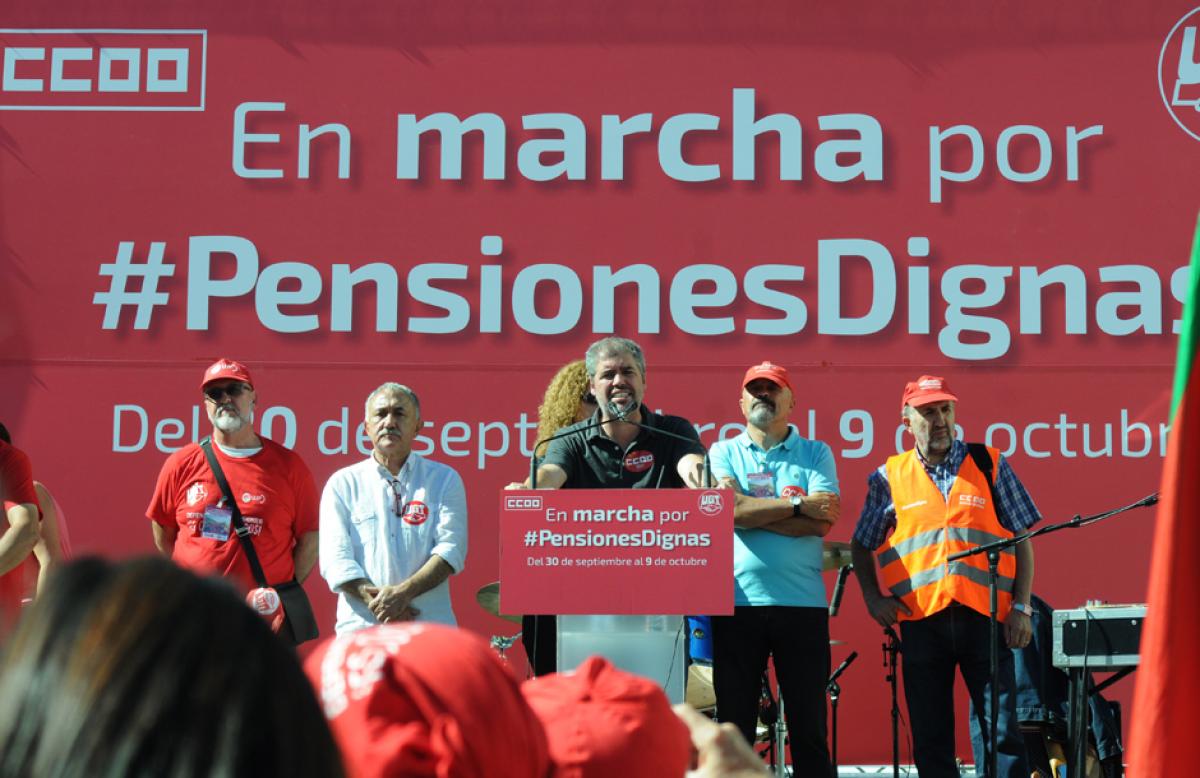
[303,624,551,778]
[742,361,793,393]
[200,358,254,389]
[521,656,691,778]
[901,375,959,409]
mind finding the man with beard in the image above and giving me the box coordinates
[705,361,840,777]
[851,375,1036,778]
[319,383,466,634]
[147,359,320,598]
[513,337,707,490]
[507,337,706,677]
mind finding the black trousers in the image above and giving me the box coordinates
[521,614,556,676]
[901,604,1028,778]
[711,606,833,778]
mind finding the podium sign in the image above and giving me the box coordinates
[499,488,734,615]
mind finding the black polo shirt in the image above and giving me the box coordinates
[542,405,705,489]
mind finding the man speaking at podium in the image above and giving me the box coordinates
[707,361,840,778]
[507,336,707,677]
[513,336,707,491]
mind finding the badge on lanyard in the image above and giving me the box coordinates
[746,472,775,498]
[200,504,233,541]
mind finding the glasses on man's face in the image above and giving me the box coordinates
[388,479,404,515]
[204,383,248,403]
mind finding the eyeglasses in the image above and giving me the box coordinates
[388,479,404,515]
[204,383,248,403]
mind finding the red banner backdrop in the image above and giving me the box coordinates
[2,0,1196,764]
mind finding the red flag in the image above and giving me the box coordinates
[1127,219,1200,776]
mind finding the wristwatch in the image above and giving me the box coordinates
[1011,602,1031,616]
[790,495,804,517]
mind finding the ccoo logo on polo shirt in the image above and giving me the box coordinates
[623,450,654,473]
[780,485,807,499]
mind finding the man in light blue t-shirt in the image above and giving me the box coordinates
[707,361,841,778]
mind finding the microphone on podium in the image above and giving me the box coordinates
[602,401,714,487]
[527,413,613,489]
[526,400,714,488]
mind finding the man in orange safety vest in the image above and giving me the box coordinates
[851,375,1037,778]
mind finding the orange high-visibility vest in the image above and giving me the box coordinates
[877,446,1016,622]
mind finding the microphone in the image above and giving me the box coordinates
[828,564,853,617]
[604,402,714,487]
[827,651,858,687]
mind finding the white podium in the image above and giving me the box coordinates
[558,614,687,704]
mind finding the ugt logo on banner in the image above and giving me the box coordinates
[1160,7,1200,140]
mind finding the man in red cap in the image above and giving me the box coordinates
[147,359,320,639]
[705,361,840,777]
[851,375,1038,778]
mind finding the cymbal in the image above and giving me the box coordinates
[823,541,852,571]
[476,582,522,624]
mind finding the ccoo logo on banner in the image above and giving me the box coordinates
[0,29,206,110]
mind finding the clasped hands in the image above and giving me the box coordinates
[356,582,420,623]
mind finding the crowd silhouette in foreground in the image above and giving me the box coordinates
[0,557,769,777]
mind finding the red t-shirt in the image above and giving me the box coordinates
[0,440,38,513]
[147,439,319,593]
[0,440,39,627]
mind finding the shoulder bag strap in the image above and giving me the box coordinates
[200,436,269,588]
[966,441,999,508]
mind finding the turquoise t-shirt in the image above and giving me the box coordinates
[708,428,839,607]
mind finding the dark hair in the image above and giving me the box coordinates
[584,337,646,379]
[0,557,344,778]
[0,423,9,444]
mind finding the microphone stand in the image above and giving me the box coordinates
[883,626,901,778]
[528,413,614,489]
[827,650,858,771]
[946,491,1158,778]
[521,414,616,676]
[828,564,853,617]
